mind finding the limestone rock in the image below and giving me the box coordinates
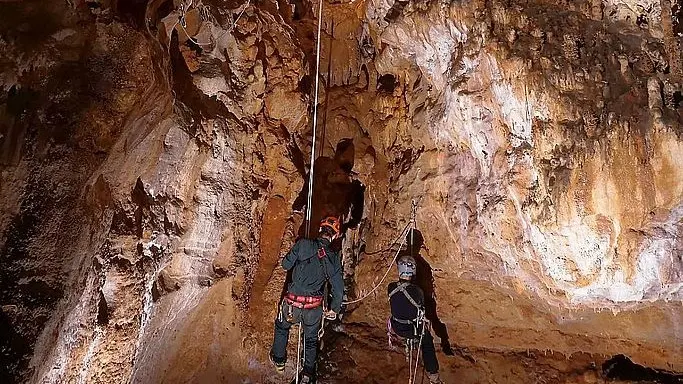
[0,0,681,383]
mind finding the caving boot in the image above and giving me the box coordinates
[290,371,316,384]
[427,372,443,384]
[269,353,285,374]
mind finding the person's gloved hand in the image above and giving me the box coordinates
[324,310,337,320]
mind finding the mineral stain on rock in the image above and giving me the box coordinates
[0,0,681,383]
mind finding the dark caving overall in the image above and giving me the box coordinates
[290,139,365,323]
[273,140,365,382]
[399,229,454,356]
[388,255,443,384]
[270,217,344,384]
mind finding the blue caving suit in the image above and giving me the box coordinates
[271,237,344,377]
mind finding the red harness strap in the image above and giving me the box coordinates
[285,293,323,309]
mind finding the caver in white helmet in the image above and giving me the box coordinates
[397,255,416,279]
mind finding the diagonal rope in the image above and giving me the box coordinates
[343,201,417,306]
[342,221,411,305]
[305,0,325,237]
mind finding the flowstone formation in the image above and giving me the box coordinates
[0,0,681,383]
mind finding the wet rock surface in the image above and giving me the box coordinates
[0,0,681,383]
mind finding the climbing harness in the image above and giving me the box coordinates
[388,282,422,315]
[278,299,307,384]
[304,0,325,238]
[288,202,420,380]
[289,238,333,382]
[285,293,324,309]
[387,307,427,384]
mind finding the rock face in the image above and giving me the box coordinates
[0,0,681,383]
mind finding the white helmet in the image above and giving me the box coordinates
[397,255,416,279]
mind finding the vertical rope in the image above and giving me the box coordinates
[305,0,325,237]
[411,199,417,241]
[302,326,306,379]
[321,20,335,157]
[296,323,302,384]
[411,312,426,383]
[408,344,413,384]
[409,201,421,384]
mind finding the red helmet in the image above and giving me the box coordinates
[319,216,341,236]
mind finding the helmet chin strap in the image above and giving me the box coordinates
[320,231,337,241]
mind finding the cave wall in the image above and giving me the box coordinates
[0,0,681,383]
[0,1,158,380]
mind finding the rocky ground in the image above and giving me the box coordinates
[0,0,681,383]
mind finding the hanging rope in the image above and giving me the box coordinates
[305,0,325,237]
[320,20,335,157]
[410,312,426,384]
[409,200,417,256]
[295,323,302,384]
[291,1,325,380]
[342,221,411,305]
[408,343,413,377]
[343,201,418,306]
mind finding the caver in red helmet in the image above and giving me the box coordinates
[319,216,341,237]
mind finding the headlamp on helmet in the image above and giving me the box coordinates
[397,255,416,279]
